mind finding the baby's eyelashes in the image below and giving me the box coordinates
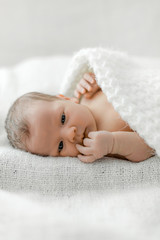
[61,113,66,124]
[58,141,63,152]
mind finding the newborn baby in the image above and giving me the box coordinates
[5,72,155,163]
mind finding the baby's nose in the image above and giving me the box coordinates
[67,126,77,143]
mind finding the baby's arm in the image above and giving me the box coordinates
[76,130,155,163]
[111,131,155,162]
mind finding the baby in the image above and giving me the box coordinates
[5,72,155,163]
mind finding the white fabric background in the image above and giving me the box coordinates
[0,0,160,66]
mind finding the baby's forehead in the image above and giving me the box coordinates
[28,99,64,120]
[27,102,54,135]
[27,99,76,126]
[31,99,57,111]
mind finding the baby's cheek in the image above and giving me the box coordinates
[73,145,80,156]
[65,144,79,157]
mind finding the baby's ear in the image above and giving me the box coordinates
[56,94,79,103]
[56,94,70,100]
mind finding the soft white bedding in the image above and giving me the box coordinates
[1,187,160,240]
[0,54,160,240]
[61,48,160,157]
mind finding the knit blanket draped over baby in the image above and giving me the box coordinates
[60,48,160,157]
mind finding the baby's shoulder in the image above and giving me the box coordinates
[80,90,107,107]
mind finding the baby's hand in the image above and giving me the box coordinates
[76,131,114,163]
[74,72,100,99]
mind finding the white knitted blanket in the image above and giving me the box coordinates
[61,48,160,156]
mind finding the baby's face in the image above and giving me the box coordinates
[25,98,97,157]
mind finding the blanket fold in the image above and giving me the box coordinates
[60,48,160,157]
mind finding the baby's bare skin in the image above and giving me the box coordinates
[79,90,154,161]
[80,90,132,132]
[74,73,154,162]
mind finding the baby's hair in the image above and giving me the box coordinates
[5,92,62,152]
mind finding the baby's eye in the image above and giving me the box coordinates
[58,113,65,153]
[58,141,63,152]
[61,113,65,124]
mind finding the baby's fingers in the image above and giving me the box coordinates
[84,92,95,99]
[74,88,86,99]
[78,154,96,163]
[74,83,87,98]
[76,144,92,155]
[84,82,100,99]
[84,73,95,84]
[80,78,93,92]
[74,72,96,99]
[74,89,81,98]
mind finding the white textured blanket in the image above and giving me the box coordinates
[1,53,160,240]
[61,48,160,157]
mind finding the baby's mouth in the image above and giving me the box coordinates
[82,128,88,144]
[84,127,89,139]
[79,128,86,145]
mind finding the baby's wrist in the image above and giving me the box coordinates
[110,132,118,155]
[104,131,116,156]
